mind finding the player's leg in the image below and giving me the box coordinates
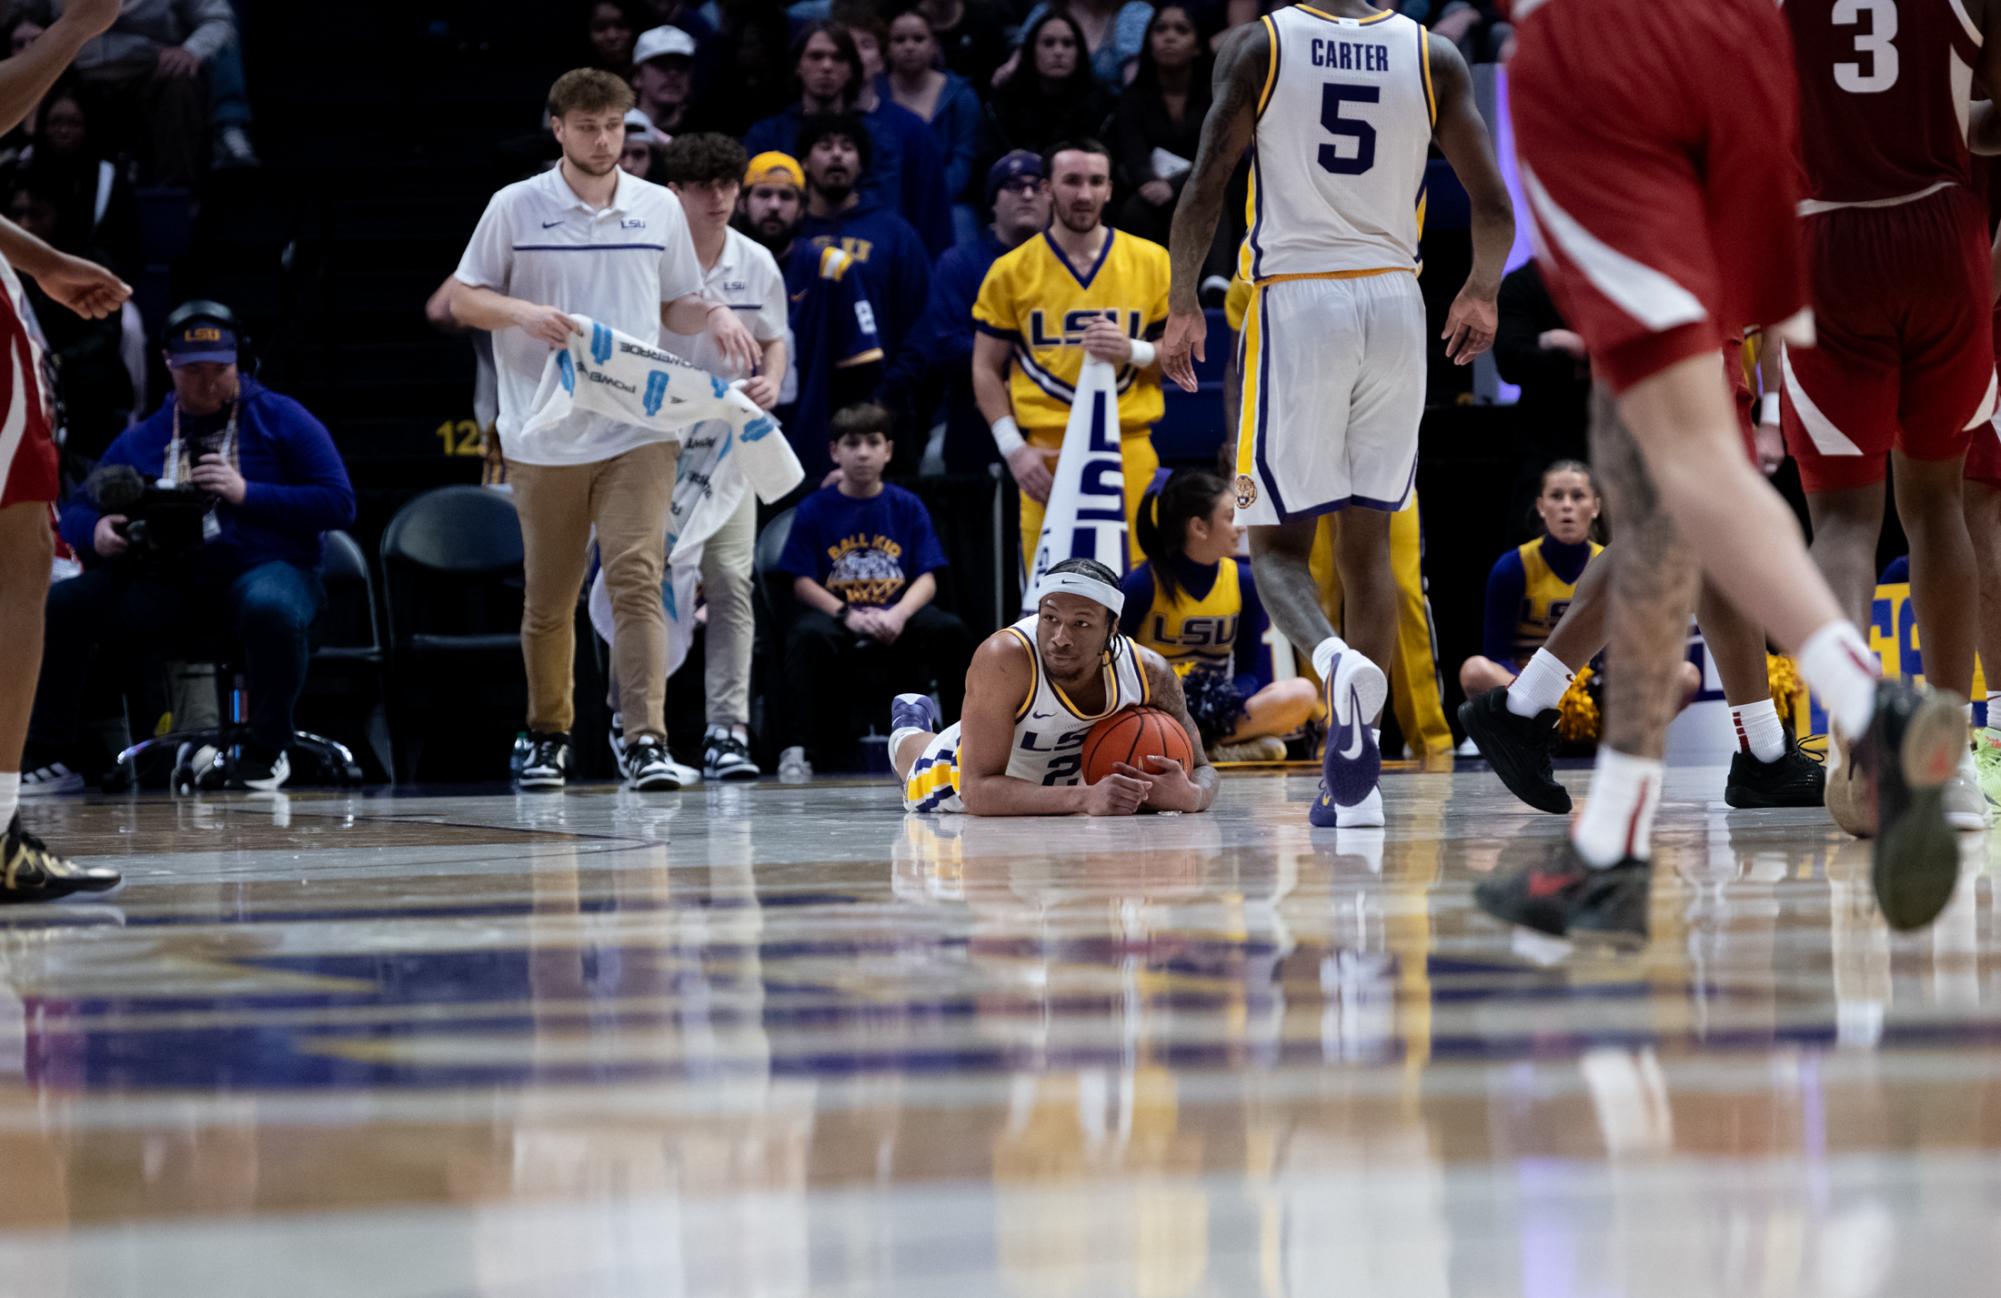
[1894,450,1976,700]
[1965,474,2001,802]
[1698,581,1822,808]
[0,503,120,900]
[1332,508,1398,706]
[1799,481,1883,636]
[1476,387,1697,941]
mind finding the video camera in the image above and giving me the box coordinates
[84,463,211,561]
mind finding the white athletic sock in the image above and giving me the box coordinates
[1507,647,1573,718]
[1730,698,1786,763]
[889,725,930,761]
[1572,748,1664,868]
[1797,621,1879,739]
[0,772,17,829]
[1311,634,1350,683]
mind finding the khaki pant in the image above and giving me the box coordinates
[508,442,679,741]
[699,495,756,729]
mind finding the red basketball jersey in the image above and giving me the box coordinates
[1785,0,1983,206]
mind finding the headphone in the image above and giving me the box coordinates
[163,298,256,375]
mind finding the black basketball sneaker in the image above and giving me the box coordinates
[1474,839,1650,945]
[1723,740,1825,808]
[2,814,122,903]
[1855,679,1964,931]
[1458,686,1571,814]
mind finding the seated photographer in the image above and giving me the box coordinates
[22,304,355,792]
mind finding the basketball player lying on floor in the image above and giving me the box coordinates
[890,559,1219,816]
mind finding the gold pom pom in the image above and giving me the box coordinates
[1557,665,1599,742]
[1767,653,1805,709]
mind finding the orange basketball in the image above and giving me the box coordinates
[1080,706,1195,784]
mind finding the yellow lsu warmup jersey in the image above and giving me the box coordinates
[1128,557,1247,679]
[972,229,1171,433]
[1511,535,1603,662]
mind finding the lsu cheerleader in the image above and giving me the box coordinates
[1458,459,1602,697]
[1121,468,1318,762]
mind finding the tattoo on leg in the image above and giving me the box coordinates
[1592,386,1700,758]
[1249,520,1335,661]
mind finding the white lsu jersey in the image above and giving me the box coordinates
[902,614,1152,812]
[1240,5,1437,281]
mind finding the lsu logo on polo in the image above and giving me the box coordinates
[642,370,669,417]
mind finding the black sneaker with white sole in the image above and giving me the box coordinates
[517,731,571,791]
[703,727,760,781]
[620,736,684,791]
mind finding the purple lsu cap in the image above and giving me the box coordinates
[165,313,237,367]
[986,150,1045,207]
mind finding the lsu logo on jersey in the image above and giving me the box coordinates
[1026,308,1145,348]
[1154,614,1238,651]
[813,235,875,264]
[1020,725,1089,786]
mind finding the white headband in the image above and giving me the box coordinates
[1032,570,1124,617]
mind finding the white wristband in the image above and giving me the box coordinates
[1127,338,1157,367]
[1758,392,1780,425]
[991,415,1025,457]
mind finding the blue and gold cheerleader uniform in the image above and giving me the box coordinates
[1118,555,1270,744]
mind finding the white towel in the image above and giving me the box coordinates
[1023,356,1127,612]
[523,315,804,679]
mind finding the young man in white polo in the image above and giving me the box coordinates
[451,68,759,791]
[659,132,788,781]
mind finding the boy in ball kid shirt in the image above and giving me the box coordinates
[776,404,977,773]
[450,68,761,792]
[888,557,1218,817]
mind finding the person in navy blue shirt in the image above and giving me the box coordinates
[26,306,355,791]
[741,149,885,482]
[741,22,953,255]
[795,112,932,395]
[881,150,1051,474]
[775,404,977,775]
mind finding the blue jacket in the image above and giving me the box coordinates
[873,71,986,203]
[799,200,933,370]
[881,227,1008,470]
[743,100,954,255]
[62,377,356,577]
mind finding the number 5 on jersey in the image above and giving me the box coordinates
[1319,82,1380,175]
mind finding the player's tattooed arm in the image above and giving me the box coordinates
[1427,32,1514,364]
[1119,650,1220,814]
[1161,19,1268,392]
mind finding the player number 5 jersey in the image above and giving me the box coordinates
[1242,6,1437,281]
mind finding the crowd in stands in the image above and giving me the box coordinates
[18,0,1546,794]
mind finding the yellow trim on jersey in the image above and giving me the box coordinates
[1299,4,1396,23]
[1236,282,1264,483]
[1251,267,1414,286]
[816,246,849,280]
[1255,14,1279,116]
[1419,26,1436,126]
[1139,653,1153,706]
[1003,626,1037,721]
[1052,653,1124,722]
[834,348,884,368]
[903,755,959,806]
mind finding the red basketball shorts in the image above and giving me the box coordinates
[1780,185,1996,493]
[0,259,55,509]
[1509,0,1807,394]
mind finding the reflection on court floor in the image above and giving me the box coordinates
[1,773,1998,1296]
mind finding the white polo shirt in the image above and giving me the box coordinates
[663,225,788,381]
[455,164,703,466]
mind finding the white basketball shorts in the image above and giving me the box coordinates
[1230,271,1425,527]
